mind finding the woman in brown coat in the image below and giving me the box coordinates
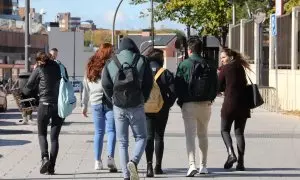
[218,48,251,171]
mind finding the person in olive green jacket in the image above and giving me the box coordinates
[175,37,218,177]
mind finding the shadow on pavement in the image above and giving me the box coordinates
[5,108,22,113]
[0,139,31,146]
[0,120,16,126]
[0,129,33,135]
[162,167,300,178]
[63,121,93,126]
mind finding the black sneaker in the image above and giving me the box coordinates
[127,161,139,180]
[154,165,164,174]
[47,163,55,175]
[146,163,154,177]
[40,157,50,174]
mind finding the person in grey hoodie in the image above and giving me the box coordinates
[102,38,153,180]
[82,43,117,172]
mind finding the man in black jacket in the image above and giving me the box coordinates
[23,52,63,175]
[102,38,153,180]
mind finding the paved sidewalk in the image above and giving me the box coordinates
[1,95,300,179]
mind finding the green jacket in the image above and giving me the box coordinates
[176,53,203,83]
[175,53,217,106]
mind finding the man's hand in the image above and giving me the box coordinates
[82,109,88,117]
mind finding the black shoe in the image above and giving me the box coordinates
[154,165,164,174]
[40,157,50,174]
[124,178,130,180]
[224,154,237,169]
[47,164,55,175]
[146,163,154,177]
[236,163,245,171]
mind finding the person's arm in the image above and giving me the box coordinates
[64,67,69,80]
[22,68,39,96]
[82,77,90,116]
[218,66,226,93]
[141,58,153,102]
[101,63,113,103]
[162,70,177,108]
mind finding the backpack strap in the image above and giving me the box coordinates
[113,56,122,69]
[131,54,140,67]
[154,68,165,81]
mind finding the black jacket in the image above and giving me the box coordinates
[149,58,177,109]
[22,60,62,104]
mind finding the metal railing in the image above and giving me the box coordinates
[258,86,279,112]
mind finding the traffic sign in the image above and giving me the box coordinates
[271,14,277,36]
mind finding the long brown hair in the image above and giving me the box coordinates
[221,48,252,71]
[86,43,113,82]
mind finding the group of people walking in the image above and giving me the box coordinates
[21,36,252,180]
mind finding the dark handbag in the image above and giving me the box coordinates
[245,74,264,109]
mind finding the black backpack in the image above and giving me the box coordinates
[112,55,143,108]
[188,58,217,101]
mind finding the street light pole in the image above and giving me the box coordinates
[232,0,236,25]
[25,0,30,72]
[112,0,124,49]
[73,28,76,81]
[150,0,154,47]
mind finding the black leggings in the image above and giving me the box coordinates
[221,118,247,156]
[145,107,169,166]
[37,103,63,165]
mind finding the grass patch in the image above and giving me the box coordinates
[283,111,300,117]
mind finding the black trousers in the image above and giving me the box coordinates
[145,106,170,166]
[221,117,247,157]
[37,103,63,166]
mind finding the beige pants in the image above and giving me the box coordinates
[182,101,212,167]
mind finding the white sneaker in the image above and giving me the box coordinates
[107,156,117,172]
[95,160,103,170]
[127,161,139,180]
[199,166,209,174]
[186,166,198,177]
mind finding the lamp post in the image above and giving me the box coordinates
[112,0,124,49]
[25,0,30,72]
[150,0,154,47]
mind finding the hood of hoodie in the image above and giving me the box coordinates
[117,37,140,54]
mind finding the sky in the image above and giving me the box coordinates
[19,0,186,31]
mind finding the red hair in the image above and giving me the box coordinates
[86,43,113,82]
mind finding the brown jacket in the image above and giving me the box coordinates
[218,61,250,120]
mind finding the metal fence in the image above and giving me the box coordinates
[277,14,292,69]
[244,20,254,61]
[231,24,240,52]
[258,86,278,112]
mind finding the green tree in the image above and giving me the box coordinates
[284,0,300,13]
[130,0,269,46]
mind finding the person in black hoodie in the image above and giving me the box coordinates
[22,51,63,175]
[102,38,153,180]
[144,49,176,177]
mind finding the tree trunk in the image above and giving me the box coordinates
[186,25,191,39]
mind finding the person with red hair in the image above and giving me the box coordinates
[82,43,117,172]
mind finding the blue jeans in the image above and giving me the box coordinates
[91,104,116,161]
[114,105,147,178]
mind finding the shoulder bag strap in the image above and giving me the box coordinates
[245,71,253,85]
[154,68,165,81]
